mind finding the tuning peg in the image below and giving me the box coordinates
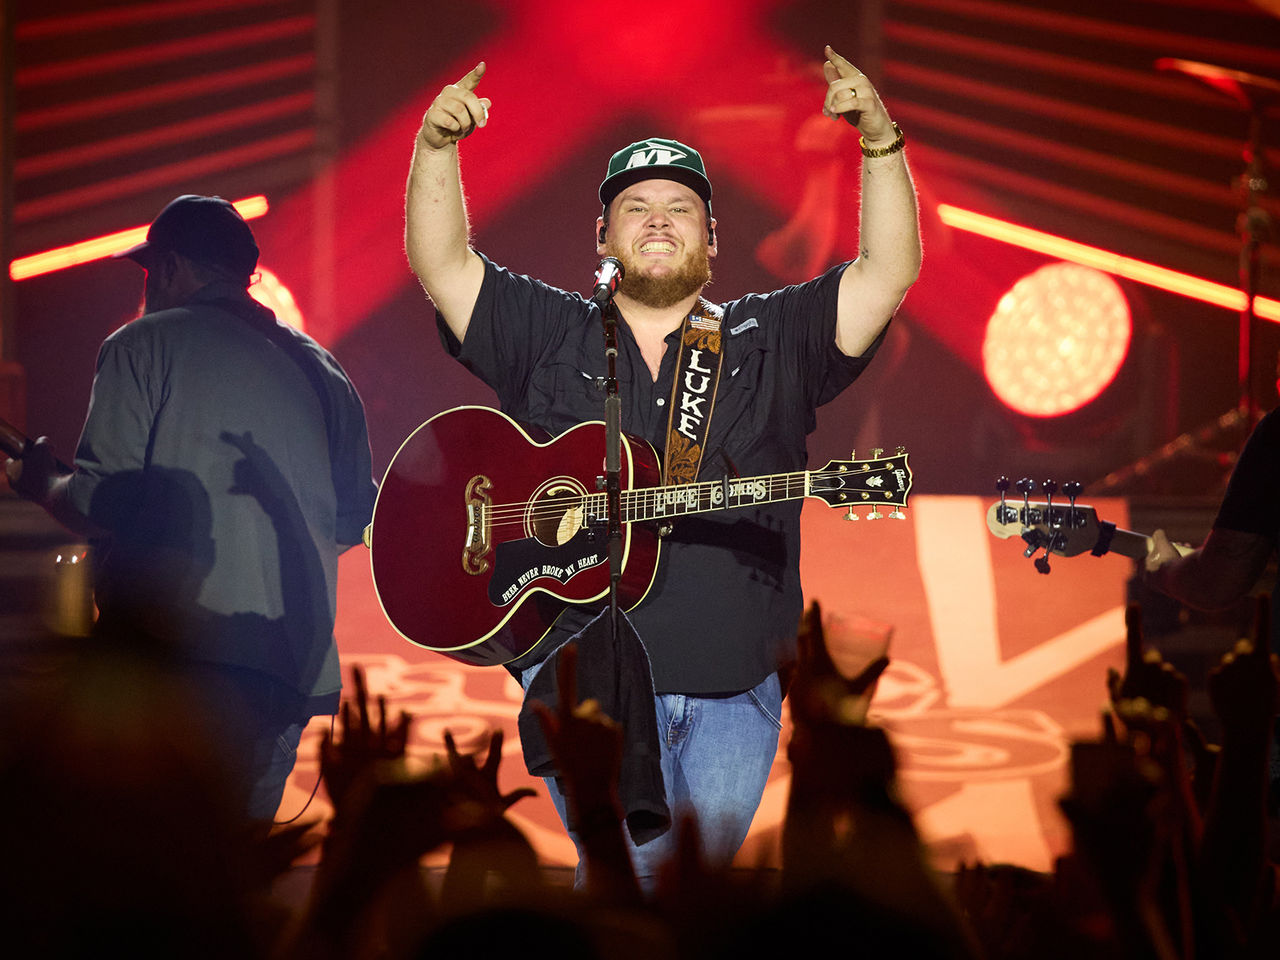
[844,507,859,521]
[1034,551,1052,574]
[995,475,1010,513]
[867,507,883,519]
[895,445,905,455]
[871,447,884,459]
[849,448,856,460]
[1042,479,1057,526]
[888,508,906,519]
[1016,477,1034,523]
[1061,480,1082,526]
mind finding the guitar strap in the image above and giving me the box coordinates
[661,298,725,484]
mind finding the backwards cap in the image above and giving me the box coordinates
[116,194,259,278]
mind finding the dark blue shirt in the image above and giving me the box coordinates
[69,283,377,709]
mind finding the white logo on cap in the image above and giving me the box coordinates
[625,140,688,169]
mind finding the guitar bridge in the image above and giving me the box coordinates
[463,475,492,576]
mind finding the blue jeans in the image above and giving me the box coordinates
[184,663,310,822]
[523,663,783,888]
[243,720,306,821]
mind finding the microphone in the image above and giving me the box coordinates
[592,257,624,306]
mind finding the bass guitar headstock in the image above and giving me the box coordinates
[811,447,913,519]
[986,477,1103,573]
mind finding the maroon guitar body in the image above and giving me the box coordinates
[370,406,912,666]
[369,406,661,666]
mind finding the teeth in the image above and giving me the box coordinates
[640,241,675,254]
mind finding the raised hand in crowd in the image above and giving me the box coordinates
[785,601,892,809]
[438,727,541,912]
[789,599,891,721]
[781,601,979,957]
[1057,732,1180,960]
[318,664,412,820]
[531,642,641,904]
[283,665,447,960]
[1107,605,1190,727]
[1107,605,1202,848]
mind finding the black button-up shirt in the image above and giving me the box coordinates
[440,255,884,692]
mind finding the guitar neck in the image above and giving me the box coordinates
[616,471,815,522]
[0,418,27,460]
[0,416,74,474]
[1103,526,1154,561]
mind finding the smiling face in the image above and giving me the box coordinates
[599,178,716,309]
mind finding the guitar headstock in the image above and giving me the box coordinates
[811,448,912,519]
[986,477,1102,573]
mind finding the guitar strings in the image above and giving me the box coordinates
[475,469,900,534]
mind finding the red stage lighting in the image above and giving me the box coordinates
[250,266,304,332]
[982,262,1131,418]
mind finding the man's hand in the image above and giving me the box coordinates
[1144,528,1189,574]
[822,45,896,146]
[5,436,58,504]
[419,62,491,150]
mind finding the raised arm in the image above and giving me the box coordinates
[405,62,492,343]
[822,45,921,358]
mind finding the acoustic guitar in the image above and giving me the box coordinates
[369,406,913,665]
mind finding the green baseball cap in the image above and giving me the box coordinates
[599,137,713,209]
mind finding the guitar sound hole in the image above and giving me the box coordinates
[530,486,584,547]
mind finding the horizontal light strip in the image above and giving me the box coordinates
[884,22,1228,109]
[16,0,290,38]
[15,130,311,224]
[911,143,1245,261]
[895,99,1236,210]
[16,55,314,132]
[896,0,1280,71]
[15,92,315,179]
[9,196,269,281]
[16,16,315,87]
[937,204,1280,323]
[886,60,1249,161]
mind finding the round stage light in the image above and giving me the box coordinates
[249,266,305,332]
[982,262,1131,418]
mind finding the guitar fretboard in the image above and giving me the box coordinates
[588,471,814,522]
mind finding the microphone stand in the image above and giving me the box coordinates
[598,295,623,647]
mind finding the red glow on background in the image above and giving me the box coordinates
[250,266,304,331]
[253,0,787,346]
[983,263,1131,418]
[9,195,269,280]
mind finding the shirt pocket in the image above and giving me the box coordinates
[713,342,768,418]
[526,359,606,431]
[700,343,769,469]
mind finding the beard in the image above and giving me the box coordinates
[610,244,712,309]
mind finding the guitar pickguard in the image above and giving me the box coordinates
[488,531,608,607]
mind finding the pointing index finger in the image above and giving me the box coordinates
[824,45,862,77]
[458,61,486,92]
